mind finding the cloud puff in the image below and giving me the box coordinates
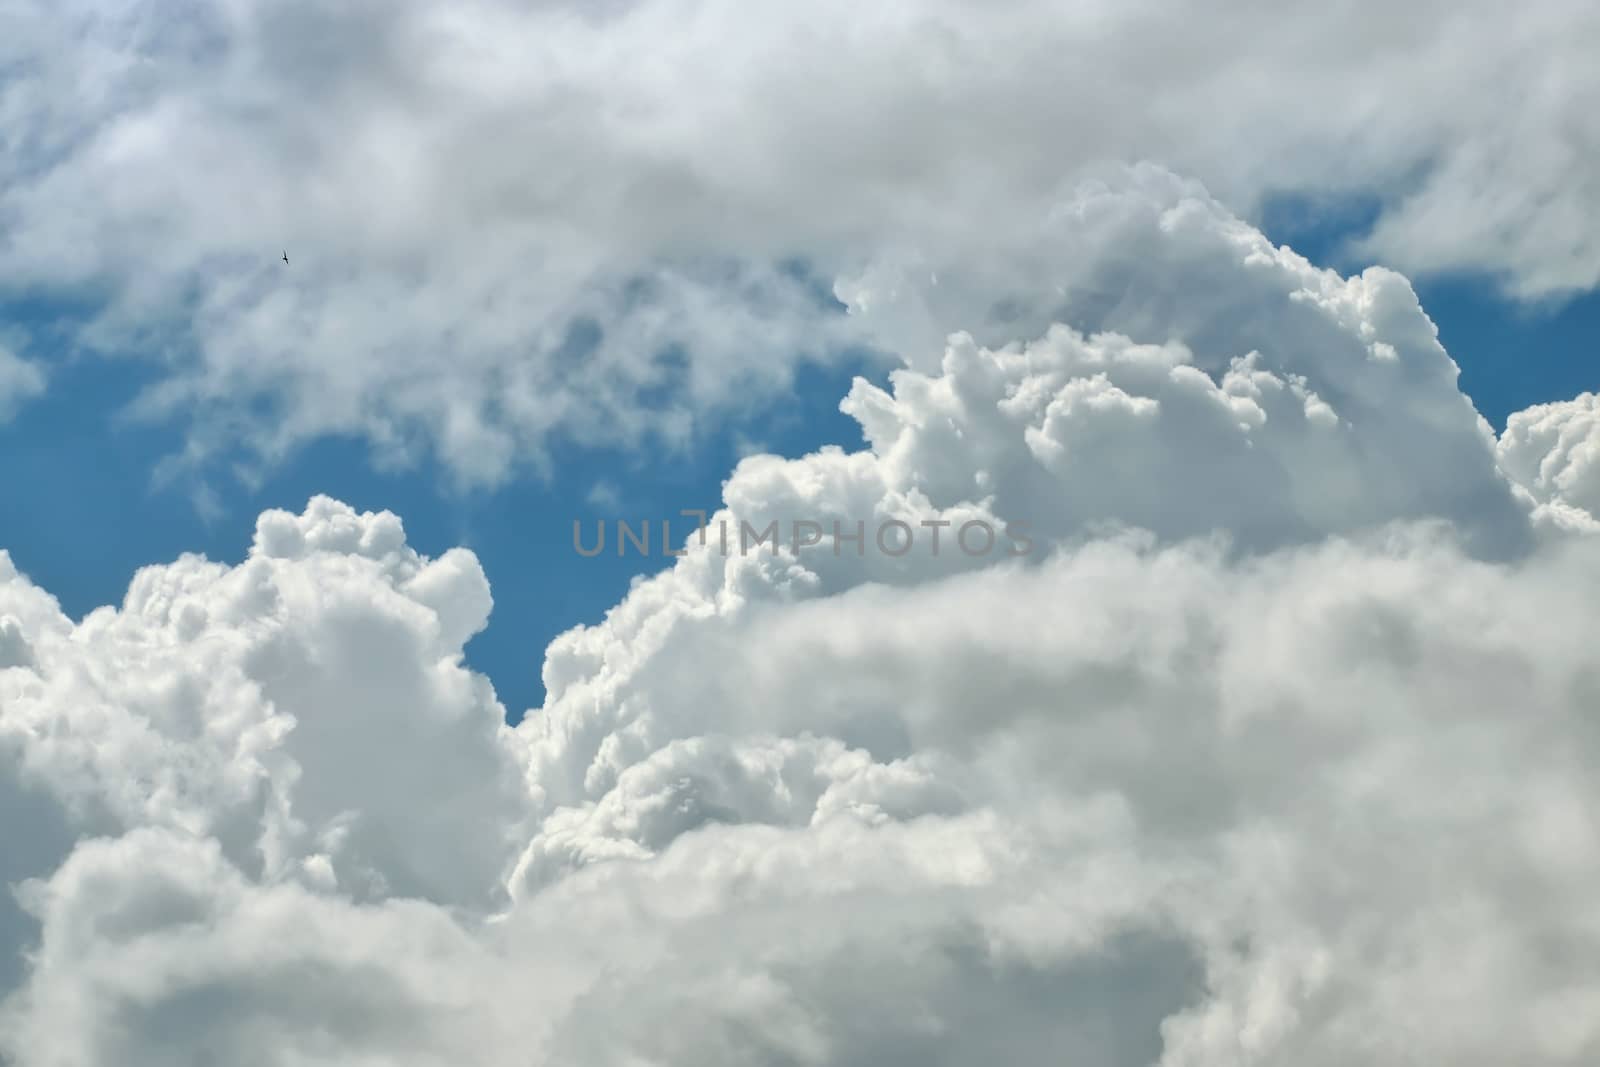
[829,171,1533,560]
[0,496,531,923]
[4,173,1600,1062]
[1499,392,1600,530]
[2,0,1597,476]
[0,345,45,424]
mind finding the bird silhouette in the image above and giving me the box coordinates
[282,250,289,264]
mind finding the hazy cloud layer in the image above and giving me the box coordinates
[2,0,1597,476]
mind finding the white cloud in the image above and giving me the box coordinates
[3,175,1600,1062]
[2,0,1596,473]
[0,497,532,920]
[1498,392,1600,529]
[0,345,44,423]
[518,527,1600,1067]
[828,170,1535,561]
[5,167,1600,1061]
[5,513,1600,1064]
[584,479,622,511]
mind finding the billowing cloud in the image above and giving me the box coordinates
[5,164,1600,1063]
[5,517,1600,1064]
[2,0,1597,476]
[1499,392,1600,530]
[0,497,532,923]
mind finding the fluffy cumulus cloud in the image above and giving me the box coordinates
[0,498,531,972]
[2,0,1598,478]
[3,172,1600,1063]
[1498,392,1600,530]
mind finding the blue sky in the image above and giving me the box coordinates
[2,212,1594,722]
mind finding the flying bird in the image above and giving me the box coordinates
[282,250,289,264]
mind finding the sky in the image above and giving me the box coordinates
[3,204,1594,720]
[0,329,873,722]
[3,2,1600,1065]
